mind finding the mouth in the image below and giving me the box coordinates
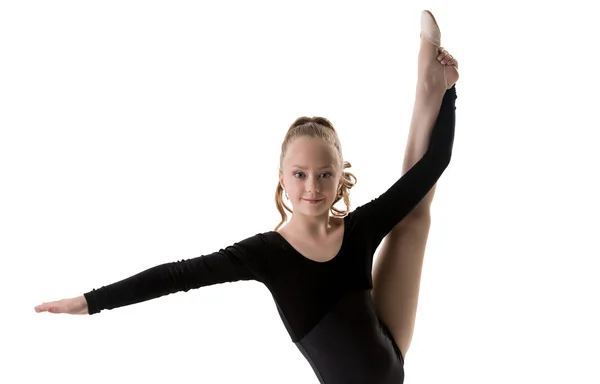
[302,198,323,204]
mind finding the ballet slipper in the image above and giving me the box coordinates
[420,10,459,89]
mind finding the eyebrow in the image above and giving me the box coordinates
[291,165,334,170]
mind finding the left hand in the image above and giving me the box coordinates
[437,47,458,68]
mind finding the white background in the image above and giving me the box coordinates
[2,1,599,383]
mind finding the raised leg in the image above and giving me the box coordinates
[371,12,458,360]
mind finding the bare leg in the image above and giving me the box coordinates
[371,20,458,360]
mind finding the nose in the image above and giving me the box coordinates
[306,177,321,194]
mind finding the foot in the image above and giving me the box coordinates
[418,10,459,92]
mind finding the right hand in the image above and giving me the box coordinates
[34,295,89,315]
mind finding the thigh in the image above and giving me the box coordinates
[371,214,432,358]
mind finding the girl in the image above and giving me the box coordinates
[35,10,459,384]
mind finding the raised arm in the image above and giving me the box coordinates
[356,86,457,243]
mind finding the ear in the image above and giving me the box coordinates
[279,171,285,190]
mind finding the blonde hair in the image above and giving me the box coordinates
[274,116,357,231]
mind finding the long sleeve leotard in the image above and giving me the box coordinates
[84,86,457,384]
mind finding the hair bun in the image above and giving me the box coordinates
[290,117,313,128]
[312,117,335,130]
[289,116,335,131]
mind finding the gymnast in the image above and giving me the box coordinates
[35,10,459,383]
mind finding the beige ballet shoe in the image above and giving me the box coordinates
[420,10,459,89]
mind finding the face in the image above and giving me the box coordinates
[279,137,342,217]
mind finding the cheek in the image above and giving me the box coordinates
[285,178,301,195]
[325,178,339,191]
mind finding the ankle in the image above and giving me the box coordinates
[416,78,446,99]
[418,51,447,89]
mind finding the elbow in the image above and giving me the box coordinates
[445,149,452,166]
[432,149,452,169]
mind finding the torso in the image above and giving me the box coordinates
[276,217,345,263]
[268,212,405,383]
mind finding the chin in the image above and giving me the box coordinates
[299,204,331,216]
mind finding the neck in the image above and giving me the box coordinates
[286,212,334,237]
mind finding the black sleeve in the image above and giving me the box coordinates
[357,86,457,242]
[83,234,271,315]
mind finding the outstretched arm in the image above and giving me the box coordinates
[84,234,270,314]
[35,234,271,315]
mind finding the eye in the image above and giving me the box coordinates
[293,171,333,179]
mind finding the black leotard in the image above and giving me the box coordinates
[84,86,456,384]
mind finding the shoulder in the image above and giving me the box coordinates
[226,231,290,265]
[227,232,278,256]
[233,232,272,247]
[218,232,280,284]
[338,205,372,237]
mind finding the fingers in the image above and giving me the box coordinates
[437,47,458,68]
[34,300,60,313]
[437,48,452,64]
[35,297,88,315]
